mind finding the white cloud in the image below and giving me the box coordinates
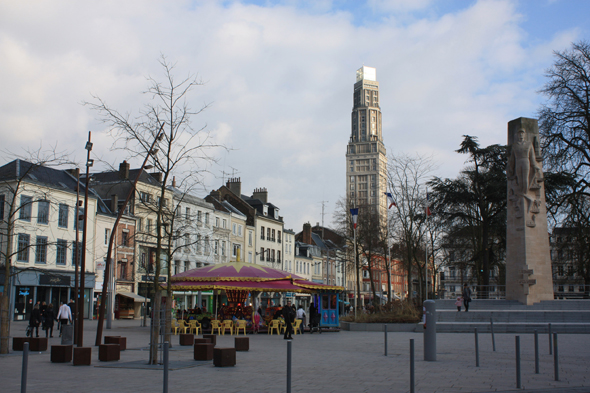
[0,0,584,233]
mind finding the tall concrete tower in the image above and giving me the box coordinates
[346,66,388,220]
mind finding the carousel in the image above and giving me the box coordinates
[167,261,344,331]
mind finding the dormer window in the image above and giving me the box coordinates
[263,205,268,216]
[274,209,278,219]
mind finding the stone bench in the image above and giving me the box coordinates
[179,334,194,346]
[98,344,120,361]
[194,343,214,360]
[104,336,126,351]
[235,337,249,351]
[203,334,217,345]
[213,347,236,367]
[51,345,73,363]
[73,347,92,366]
[12,337,30,351]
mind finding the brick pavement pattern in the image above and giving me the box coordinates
[1,320,589,393]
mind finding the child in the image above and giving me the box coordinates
[454,296,463,312]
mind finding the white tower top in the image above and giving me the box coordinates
[356,66,376,82]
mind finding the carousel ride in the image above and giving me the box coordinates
[167,261,344,330]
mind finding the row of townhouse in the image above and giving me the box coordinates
[0,160,330,321]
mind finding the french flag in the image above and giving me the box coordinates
[425,192,432,217]
[384,192,396,209]
[350,208,359,229]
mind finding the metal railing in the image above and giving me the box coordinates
[439,285,506,300]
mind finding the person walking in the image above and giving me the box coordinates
[454,296,463,312]
[57,302,72,337]
[282,300,295,340]
[296,305,306,334]
[43,303,57,338]
[29,304,42,338]
[462,283,472,312]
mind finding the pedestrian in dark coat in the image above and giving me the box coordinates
[462,283,472,312]
[43,304,57,338]
[282,300,295,339]
[29,304,42,338]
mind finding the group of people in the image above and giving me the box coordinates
[29,300,74,338]
[454,283,472,312]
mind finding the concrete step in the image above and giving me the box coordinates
[436,310,590,323]
[434,299,590,311]
[433,322,590,334]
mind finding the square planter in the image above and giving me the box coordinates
[235,337,249,351]
[104,336,126,351]
[98,344,120,361]
[73,347,92,366]
[179,334,194,346]
[51,345,73,363]
[194,343,214,360]
[213,347,236,367]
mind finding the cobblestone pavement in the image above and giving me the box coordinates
[1,320,589,393]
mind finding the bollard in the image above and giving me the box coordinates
[548,323,552,355]
[163,341,169,393]
[423,300,436,361]
[384,324,388,356]
[475,328,479,367]
[287,340,292,393]
[410,339,415,393]
[21,342,29,393]
[516,336,521,389]
[490,317,496,352]
[553,333,559,381]
[534,329,539,374]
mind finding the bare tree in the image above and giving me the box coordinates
[539,40,590,196]
[387,153,435,303]
[86,55,222,364]
[0,148,74,354]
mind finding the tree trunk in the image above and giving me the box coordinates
[0,295,9,355]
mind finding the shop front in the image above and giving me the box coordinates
[115,291,149,319]
[11,269,95,321]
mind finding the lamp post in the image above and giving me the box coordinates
[77,132,93,347]
[95,128,163,346]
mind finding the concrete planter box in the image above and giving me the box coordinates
[340,321,419,332]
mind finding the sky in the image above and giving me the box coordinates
[1,0,588,233]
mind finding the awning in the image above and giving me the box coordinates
[116,291,150,303]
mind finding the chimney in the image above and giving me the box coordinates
[210,190,221,201]
[172,176,176,188]
[119,161,130,180]
[110,194,118,213]
[302,222,312,245]
[226,177,242,196]
[150,172,162,183]
[252,187,268,203]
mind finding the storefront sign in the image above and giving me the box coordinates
[39,274,71,286]
[96,260,106,270]
[19,290,29,296]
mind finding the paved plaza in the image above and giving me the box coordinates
[1,319,590,393]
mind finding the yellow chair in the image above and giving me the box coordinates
[177,320,189,334]
[171,319,180,335]
[293,319,302,335]
[188,320,201,335]
[235,320,247,335]
[268,319,281,335]
[211,320,222,335]
[222,320,234,335]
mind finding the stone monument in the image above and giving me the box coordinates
[506,117,554,304]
